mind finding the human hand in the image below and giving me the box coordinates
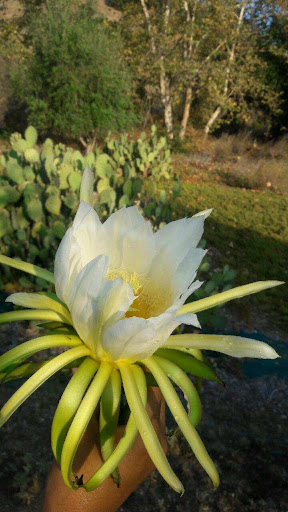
[42,385,167,512]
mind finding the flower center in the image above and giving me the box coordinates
[106,268,142,295]
[106,267,173,319]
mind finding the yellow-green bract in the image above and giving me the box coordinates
[0,166,283,494]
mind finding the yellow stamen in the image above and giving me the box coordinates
[106,267,173,319]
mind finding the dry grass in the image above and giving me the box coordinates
[179,129,288,195]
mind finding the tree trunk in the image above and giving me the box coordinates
[160,58,174,139]
[179,0,197,139]
[204,106,222,137]
[179,86,192,140]
[204,0,247,136]
[139,0,174,139]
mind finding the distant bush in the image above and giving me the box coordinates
[8,0,136,140]
[0,125,179,289]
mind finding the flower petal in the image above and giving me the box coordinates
[101,206,147,269]
[148,216,206,298]
[103,317,157,362]
[66,256,134,353]
[155,215,205,254]
[80,165,94,206]
[193,208,213,219]
[120,220,156,275]
[103,281,203,362]
[171,248,207,298]
[54,202,101,302]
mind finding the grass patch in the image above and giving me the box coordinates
[173,182,288,329]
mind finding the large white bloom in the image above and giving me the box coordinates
[54,198,209,363]
[0,166,281,494]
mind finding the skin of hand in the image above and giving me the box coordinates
[42,386,167,512]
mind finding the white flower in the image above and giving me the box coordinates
[54,183,209,363]
[1,165,282,494]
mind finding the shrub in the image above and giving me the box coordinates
[8,0,136,140]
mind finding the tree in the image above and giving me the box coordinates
[203,0,285,137]
[121,0,238,139]
[119,0,285,139]
[8,0,136,144]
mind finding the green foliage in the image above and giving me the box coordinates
[8,0,136,140]
[175,181,288,329]
[0,125,177,288]
[195,240,236,329]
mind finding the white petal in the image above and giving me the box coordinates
[102,206,146,269]
[54,202,101,302]
[72,200,99,228]
[149,216,206,293]
[155,215,205,254]
[193,208,213,219]
[172,313,201,329]
[148,281,203,343]
[54,228,80,303]
[67,256,134,352]
[103,206,145,238]
[171,248,207,297]
[102,317,157,362]
[121,220,156,275]
[103,281,203,362]
[80,165,94,206]
[72,201,101,261]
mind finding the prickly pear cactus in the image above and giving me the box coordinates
[0,125,177,290]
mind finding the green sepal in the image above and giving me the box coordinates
[155,348,223,385]
[179,281,284,315]
[0,345,89,428]
[0,357,86,384]
[0,254,55,284]
[144,356,219,489]
[119,364,183,494]
[60,362,113,489]
[100,369,122,485]
[84,364,147,492]
[152,355,202,427]
[0,309,70,327]
[51,357,99,464]
[0,333,81,373]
